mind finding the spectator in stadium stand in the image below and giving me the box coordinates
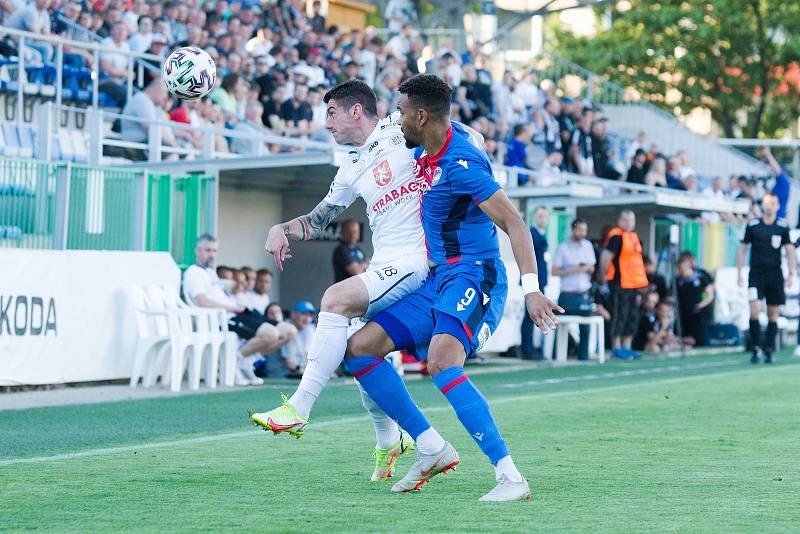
[386,22,413,57]
[98,21,131,108]
[539,150,563,186]
[505,124,532,183]
[117,78,171,160]
[211,72,242,115]
[633,291,659,351]
[139,33,168,87]
[645,157,667,187]
[727,175,743,198]
[665,157,686,190]
[675,251,715,347]
[557,97,577,159]
[245,269,273,314]
[384,0,417,34]
[536,98,561,155]
[683,174,698,193]
[309,0,325,33]
[626,149,648,184]
[231,101,266,154]
[629,131,647,161]
[760,147,792,219]
[332,219,369,283]
[737,192,797,364]
[519,206,549,360]
[568,110,594,176]
[183,234,296,365]
[54,2,94,67]
[643,254,669,302]
[128,14,153,53]
[601,210,649,359]
[591,117,621,180]
[6,0,54,63]
[646,300,679,352]
[677,150,696,180]
[280,83,313,136]
[551,218,597,360]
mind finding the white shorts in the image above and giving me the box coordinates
[359,255,429,321]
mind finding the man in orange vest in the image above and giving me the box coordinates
[601,210,649,359]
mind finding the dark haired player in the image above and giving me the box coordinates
[343,74,563,501]
[251,80,426,480]
[737,192,796,364]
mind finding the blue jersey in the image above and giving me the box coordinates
[413,122,501,264]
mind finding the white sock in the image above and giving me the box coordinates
[357,382,401,449]
[288,311,350,417]
[415,427,446,455]
[494,455,523,483]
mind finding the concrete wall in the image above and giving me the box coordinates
[216,183,283,301]
[216,181,374,308]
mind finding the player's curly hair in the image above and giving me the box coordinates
[324,80,378,117]
[398,74,452,118]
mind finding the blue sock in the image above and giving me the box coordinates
[432,366,509,464]
[344,356,431,439]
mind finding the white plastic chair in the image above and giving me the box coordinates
[129,286,171,388]
[160,285,238,388]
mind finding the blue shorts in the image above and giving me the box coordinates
[372,259,508,360]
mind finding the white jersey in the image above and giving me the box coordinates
[325,112,426,265]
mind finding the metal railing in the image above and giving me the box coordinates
[0,155,216,260]
[0,27,162,116]
[36,102,336,165]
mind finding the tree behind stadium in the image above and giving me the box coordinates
[552,0,800,139]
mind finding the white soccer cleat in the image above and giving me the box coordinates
[794,346,800,357]
[479,475,532,502]
[391,442,459,492]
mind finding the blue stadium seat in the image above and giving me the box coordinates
[16,125,36,158]
[1,123,21,157]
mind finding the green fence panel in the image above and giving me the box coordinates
[146,174,172,252]
[0,158,62,250]
[681,220,703,260]
[724,223,746,267]
[66,165,141,251]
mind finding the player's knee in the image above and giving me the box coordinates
[320,285,357,317]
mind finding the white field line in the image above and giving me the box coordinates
[0,360,792,467]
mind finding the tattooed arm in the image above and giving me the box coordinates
[265,199,347,271]
[281,200,347,241]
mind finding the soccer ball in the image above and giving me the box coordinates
[162,47,217,100]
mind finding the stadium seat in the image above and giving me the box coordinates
[160,285,238,389]
[128,285,172,388]
[16,125,36,158]
[1,123,21,157]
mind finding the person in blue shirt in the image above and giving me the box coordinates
[504,124,531,184]
[342,74,562,501]
[520,206,549,359]
[761,147,792,219]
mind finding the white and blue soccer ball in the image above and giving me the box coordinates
[162,47,217,100]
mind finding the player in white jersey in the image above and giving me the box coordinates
[250,80,427,480]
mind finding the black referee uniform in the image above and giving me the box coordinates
[741,217,790,358]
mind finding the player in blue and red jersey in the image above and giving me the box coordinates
[343,74,563,501]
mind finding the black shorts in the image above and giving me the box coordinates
[227,309,278,340]
[610,285,640,337]
[748,269,785,306]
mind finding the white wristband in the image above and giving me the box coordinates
[521,273,541,295]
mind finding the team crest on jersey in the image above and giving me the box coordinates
[390,135,404,146]
[373,159,393,188]
[431,166,443,187]
[772,235,782,249]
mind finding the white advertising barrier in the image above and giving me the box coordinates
[0,250,180,386]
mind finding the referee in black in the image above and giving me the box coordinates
[737,192,797,363]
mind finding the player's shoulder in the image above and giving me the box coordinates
[777,218,789,228]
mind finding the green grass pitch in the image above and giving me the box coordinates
[2,351,799,533]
